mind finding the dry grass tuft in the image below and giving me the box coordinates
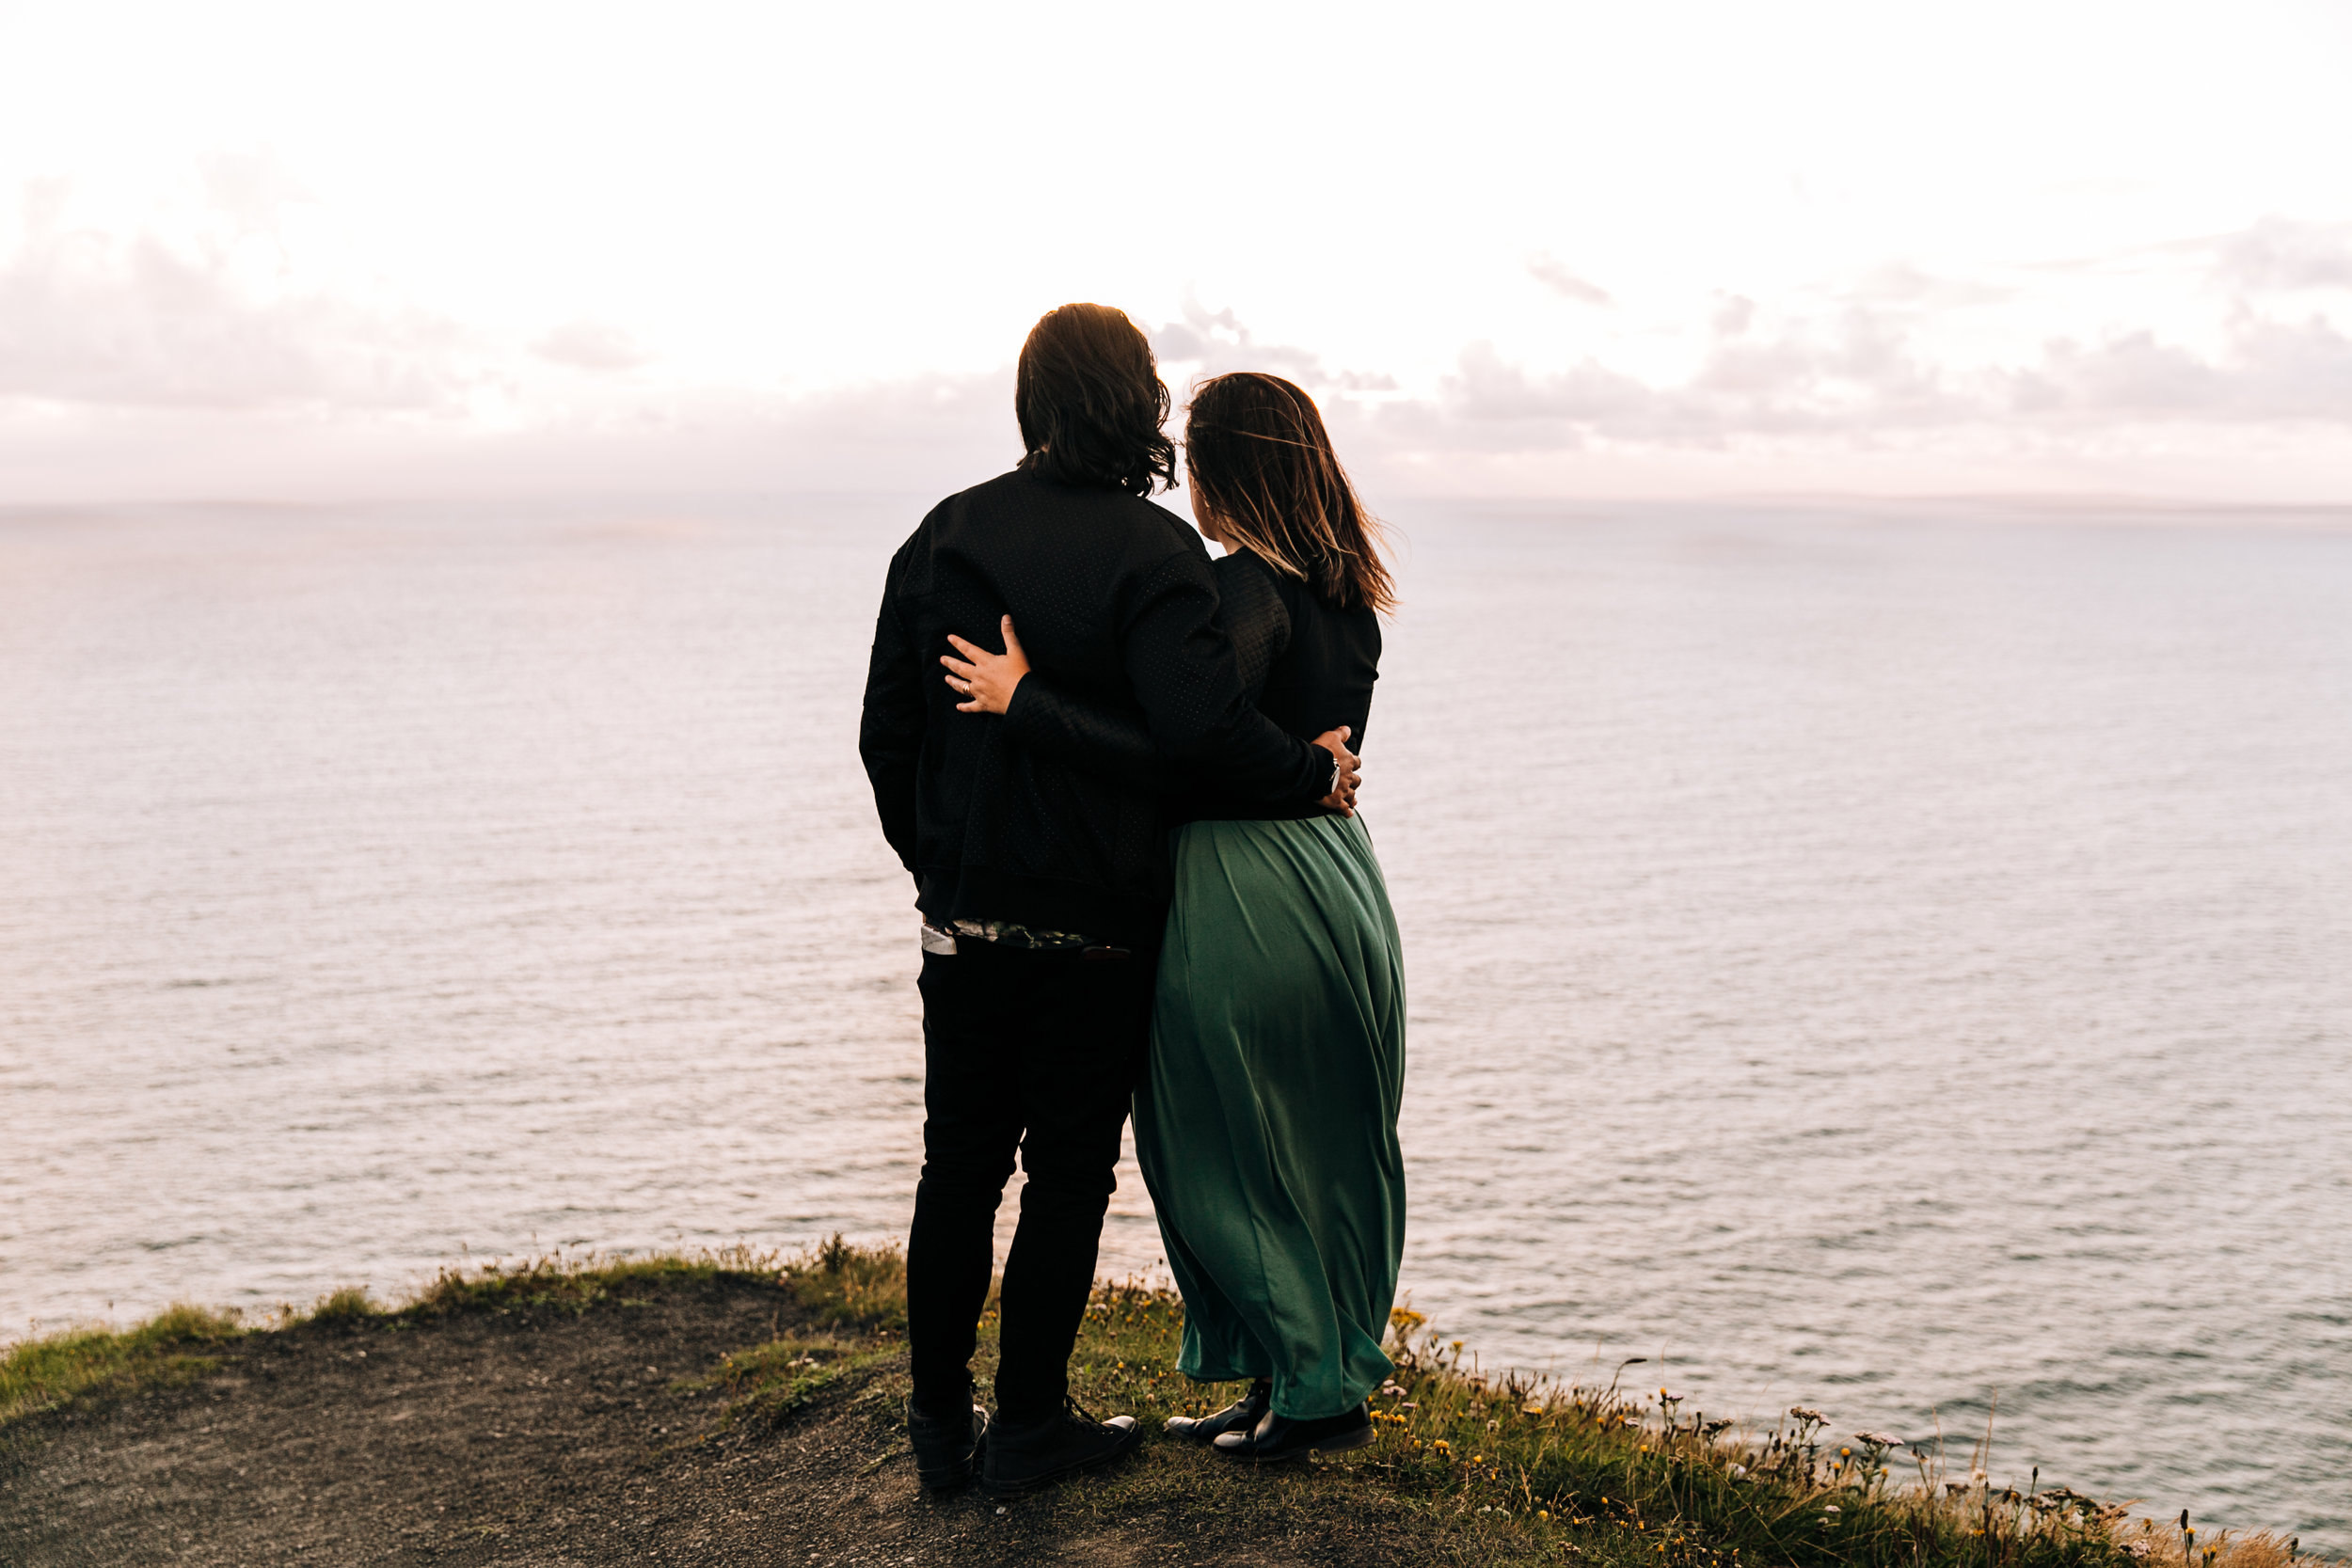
[0,1304,246,1425]
[307,1285,376,1322]
[405,1241,785,1317]
[783,1234,909,1334]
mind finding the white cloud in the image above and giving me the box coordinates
[1147,297,1398,397]
[0,176,471,412]
[1526,254,1612,309]
[0,370,1022,505]
[3,172,2349,504]
[2212,217,2352,294]
[1149,296,1339,388]
[1336,227,2352,471]
[2016,313,2352,423]
[532,318,653,372]
[1347,309,2352,478]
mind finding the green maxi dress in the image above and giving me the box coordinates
[1001,547,1408,1419]
[1137,809,1408,1418]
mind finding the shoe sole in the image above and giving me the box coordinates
[1164,1417,1259,1444]
[980,1427,1144,1498]
[1218,1423,1376,1464]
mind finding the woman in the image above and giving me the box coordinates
[939,372,1406,1463]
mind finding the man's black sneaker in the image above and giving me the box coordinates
[907,1400,990,1491]
[1165,1378,1272,1443]
[1211,1403,1374,1463]
[980,1398,1142,1497]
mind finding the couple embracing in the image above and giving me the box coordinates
[858,303,1406,1497]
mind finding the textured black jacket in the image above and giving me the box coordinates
[858,468,1333,943]
[1002,549,1380,823]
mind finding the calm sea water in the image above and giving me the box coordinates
[3,496,2347,1548]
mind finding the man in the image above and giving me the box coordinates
[858,303,1359,1497]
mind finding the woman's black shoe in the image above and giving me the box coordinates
[1165,1378,1272,1442]
[980,1398,1142,1497]
[906,1400,990,1491]
[1212,1403,1374,1463]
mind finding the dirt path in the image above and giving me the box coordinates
[0,1276,1320,1567]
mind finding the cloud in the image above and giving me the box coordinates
[1405,299,1963,451]
[1438,341,1658,441]
[0,170,1022,501]
[2014,313,2352,423]
[3,186,2347,504]
[195,150,317,239]
[1148,295,1397,393]
[2212,216,2352,293]
[1526,253,1612,308]
[0,176,471,412]
[1150,296,1324,383]
[0,368,1023,505]
[1366,234,2352,467]
[532,317,652,372]
[1838,261,2012,310]
[1422,312,2352,452]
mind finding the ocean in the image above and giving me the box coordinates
[3,495,2345,1547]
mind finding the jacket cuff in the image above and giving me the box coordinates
[1297,738,1336,803]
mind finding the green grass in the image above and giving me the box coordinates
[3,1240,2327,1568]
[0,1303,246,1425]
[694,1334,899,1427]
[1028,1276,2317,1568]
[708,1248,2323,1568]
[783,1232,909,1335]
[404,1242,784,1318]
[0,1236,902,1434]
[0,1241,797,1431]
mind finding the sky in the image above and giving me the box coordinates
[3,0,2350,504]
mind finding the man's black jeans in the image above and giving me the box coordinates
[907,937,1154,1427]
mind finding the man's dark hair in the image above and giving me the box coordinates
[1015,304,1177,497]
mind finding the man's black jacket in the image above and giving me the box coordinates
[858,467,1332,944]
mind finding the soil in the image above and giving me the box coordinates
[0,1275,1342,1567]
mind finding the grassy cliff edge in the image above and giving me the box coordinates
[1,1243,2324,1568]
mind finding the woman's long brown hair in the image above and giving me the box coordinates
[1183,372,1396,614]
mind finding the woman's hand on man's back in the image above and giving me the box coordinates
[943,613,1359,815]
[942,615,1030,714]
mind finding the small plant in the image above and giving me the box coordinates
[309,1286,376,1323]
[407,1242,783,1317]
[782,1236,907,1334]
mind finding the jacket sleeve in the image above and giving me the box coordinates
[1001,554,1295,798]
[1001,676,1176,796]
[1114,545,1329,805]
[856,544,925,878]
